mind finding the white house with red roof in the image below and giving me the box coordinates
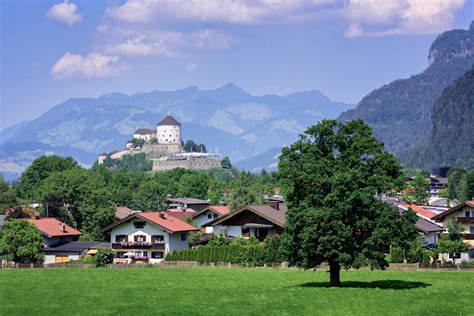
[102,212,198,263]
[26,217,82,248]
[192,205,230,227]
[398,204,444,247]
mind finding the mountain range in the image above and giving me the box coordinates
[0,83,354,180]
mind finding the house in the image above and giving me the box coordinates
[428,177,449,197]
[432,200,474,259]
[43,241,110,264]
[205,203,287,241]
[192,205,230,227]
[166,197,210,212]
[133,128,155,141]
[398,204,444,247]
[102,212,198,263]
[26,217,82,247]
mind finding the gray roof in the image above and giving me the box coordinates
[157,115,181,126]
[115,206,140,220]
[167,197,209,205]
[416,218,444,233]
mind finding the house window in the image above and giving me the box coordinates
[152,235,164,243]
[115,235,128,243]
[134,235,147,242]
[181,233,187,241]
[116,252,127,258]
[133,221,146,229]
[207,214,212,219]
[151,252,163,259]
[466,211,471,217]
[213,214,218,219]
[470,226,474,234]
[134,251,147,258]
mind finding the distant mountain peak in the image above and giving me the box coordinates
[428,22,474,66]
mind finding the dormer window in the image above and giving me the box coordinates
[134,221,146,229]
[116,235,128,243]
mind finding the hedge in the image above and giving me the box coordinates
[166,236,283,267]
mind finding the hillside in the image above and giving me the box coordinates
[0,84,353,179]
[404,67,474,169]
[338,22,474,159]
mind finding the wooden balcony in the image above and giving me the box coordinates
[457,217,474,224]
[112,242,165,250]
[463,233,474,240]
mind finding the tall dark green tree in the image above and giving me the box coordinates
[412,173,429,204]
[279,120,418,286]
[227,173,257,212]
[447,168,466,201]
[462,170,474,201]
[0,176,17,213]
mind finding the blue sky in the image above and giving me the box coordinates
[1,0,473,130]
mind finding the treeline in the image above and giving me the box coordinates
[166,236,283,267]
[0,155,279,240]
[91,153,153,172]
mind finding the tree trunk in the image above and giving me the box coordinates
[329,261,341,287]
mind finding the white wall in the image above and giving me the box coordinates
[226,226,242,237]
[110,219,191,259]
[44,254,80,264]
[157,125,180,144]
[195,210,218,227]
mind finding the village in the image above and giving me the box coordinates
[1,172,473,267]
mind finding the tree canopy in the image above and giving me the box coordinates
[279,120,418,286]
[0,220,44,263]
[16,155,78,199]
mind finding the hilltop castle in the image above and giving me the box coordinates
[98,114,221,171]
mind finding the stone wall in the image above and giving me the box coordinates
[153,159,221,171]
[141,143,182,159]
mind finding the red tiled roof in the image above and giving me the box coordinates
[166,211,196,221]
[103,212,198,233]
[137,212,197,232]
[208,205,230,216]
[401,204,437,220]
[26,218,81,238]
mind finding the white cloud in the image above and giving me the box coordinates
[51,52,124,79]
[106,0,337,24]
[105,33,182,57]
[344,0,465,38]
[185,63,199,71]
[46,1,82,26]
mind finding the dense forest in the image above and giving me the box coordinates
[403,67,474,169]
[338,22,474,161]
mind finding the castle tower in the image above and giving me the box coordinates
[156,114,181,144]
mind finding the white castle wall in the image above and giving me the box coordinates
[157,125,180,144]
[153,159,221,171]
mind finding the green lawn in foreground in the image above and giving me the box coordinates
[0,268,473,315]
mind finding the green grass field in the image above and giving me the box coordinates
[1,268,473,315]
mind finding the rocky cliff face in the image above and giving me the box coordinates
[338,23,474,159]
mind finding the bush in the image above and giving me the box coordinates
[81,255,97,264]
[95,248,114,267]
[390,247,404,263]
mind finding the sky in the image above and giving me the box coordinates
[1,0,473,130]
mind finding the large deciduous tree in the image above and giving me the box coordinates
[279,120,418,287]
[0,220,44,263]
[436,219,469,259]
[16,155,78,199]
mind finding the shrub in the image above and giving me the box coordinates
[95,248,115,267]
[390,247,404,263]
[81,255,97,264]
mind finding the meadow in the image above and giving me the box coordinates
[1,268,473,315]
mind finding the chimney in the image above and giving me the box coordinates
[159,212,166,219]
[59,223,66,233]
[269,201,280,210]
